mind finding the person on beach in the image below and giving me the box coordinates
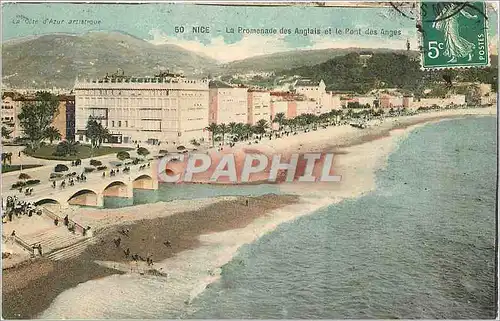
[64,215,69,226]
[245,199,249,206]
[11,230,15,237]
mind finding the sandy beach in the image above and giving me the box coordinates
[2,106,496,319]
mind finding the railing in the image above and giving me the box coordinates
[40,207,86,236]
[10,235,35,256]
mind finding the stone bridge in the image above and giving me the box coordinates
[18,167,159,208]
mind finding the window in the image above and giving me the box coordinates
[125,121,128,127]
[118,121,122,127]
[112,121,115,127]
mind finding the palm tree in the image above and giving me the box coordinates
[228,122,237,134]
[243,123,253,140]
[233,123,244,141]
[228,122,237,140]
[254,119,269,135]
[273,112,286,131]
[44,126,61,145]
[1,126,12,140]
[205,123,219,147]
[219,123,228,144]
[55,140,78,156]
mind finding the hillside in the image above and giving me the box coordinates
[219,48,419,75]
[2,31,219,88]
[278,52,498,94]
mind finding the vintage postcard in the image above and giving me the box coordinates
[1,1,498,319]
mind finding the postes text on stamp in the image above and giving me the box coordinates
[420,1,489,69]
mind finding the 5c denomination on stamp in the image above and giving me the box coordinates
[420,1,489,69]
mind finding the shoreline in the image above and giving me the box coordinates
[2,194,299,319]
[2,107,496,319]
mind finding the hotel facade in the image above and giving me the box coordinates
[74,74,209,146]
[247,90,271,125]
[209,81,248,125]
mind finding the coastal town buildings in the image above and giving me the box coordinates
[208,81,248,125]
[270,92,301,120]
[1,92,75,140]
[294,79,341,113]
[74,73,209,145]
[408,95,466,109]
[247,89,271,125]
[1,95,20,139]
[379,94,404,108]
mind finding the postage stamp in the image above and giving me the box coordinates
[420,1,490,69]
[1,1,497,320]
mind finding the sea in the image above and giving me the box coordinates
[40,116,497,319]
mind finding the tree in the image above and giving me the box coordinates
[243,123,253,140]
[254,119,269,134]
[53,141,78,157]
[18,173,31,181]
[85,117,110,149]
[219,123,228,144]
[54,164,69,172]
[2,152,12,165]
[2,126,12,140]
[205,123,219,147]
[117,151,130,161]
[228,122,238,137]
[137,147,150,157]
[44,126,61,145]
[18,91,59,150]
[273,112,286,131]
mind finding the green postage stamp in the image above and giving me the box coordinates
[420,2,489,69]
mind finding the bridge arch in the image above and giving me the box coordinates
[68,189,100,207]
[34,198,60,206]
[133,174,156,189]
[102,180,131,198]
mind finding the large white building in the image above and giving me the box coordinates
[74,73,209,146]
[294,79,341,113]
[247,90,271,125]
[208,81,248,125]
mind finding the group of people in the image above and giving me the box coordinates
[52,173,87,189]
[3,196,42,222]
[113,228,163,267]
[103,166,134,178]
[138,163,150,171]
[53,214,92,236]
[21,187,34,196]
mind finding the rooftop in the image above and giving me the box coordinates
[209,80,234,89]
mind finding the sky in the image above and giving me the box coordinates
[2,2,498,62]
